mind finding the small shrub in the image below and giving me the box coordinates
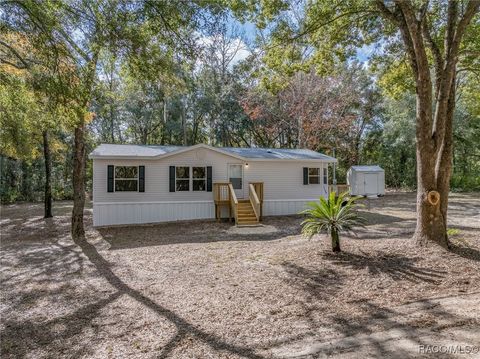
[447,228,460,237]
[300,191,366,252]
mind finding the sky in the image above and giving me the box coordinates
[228,16,374,66]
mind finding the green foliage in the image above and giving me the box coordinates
[0,73,40,160]
[447,228,460,237]
[2,0,480,207]
[300,191,365,251]
[362,94,417,189]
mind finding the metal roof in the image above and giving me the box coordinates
[89,144,182,158]
[350,165,384,172]
[221,147,335,160]
[89,144,336,162]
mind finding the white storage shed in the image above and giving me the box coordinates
[347,165,385,197]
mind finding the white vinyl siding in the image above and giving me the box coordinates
[92,147,330,226]
[114,166,138,192]
[93,148,232,203]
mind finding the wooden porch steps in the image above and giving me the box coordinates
[237,200,259,226]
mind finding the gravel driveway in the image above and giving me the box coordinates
[1,192,479,358]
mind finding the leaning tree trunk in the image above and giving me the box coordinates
[71,51,98,240]
[42,130,53,218]
[71,123,86,239]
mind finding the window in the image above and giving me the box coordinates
[192,167,206,191]
[323,167,328,184]
[308,168,320,184]
[115,166,138,191]
[229,164,242,189]
[176,166,190,191]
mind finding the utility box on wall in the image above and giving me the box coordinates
[347,165,385,197]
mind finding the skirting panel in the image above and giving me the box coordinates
[93,198,322,226]
[263,199,317,216]
[93,201,215,226]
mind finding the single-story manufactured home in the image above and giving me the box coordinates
[89,143,337,226]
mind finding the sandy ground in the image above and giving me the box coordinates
[1,192,479,358]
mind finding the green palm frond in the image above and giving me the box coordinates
[300,191,366,239]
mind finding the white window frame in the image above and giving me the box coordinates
[323,166,328,185]
[192,166,207,192]
[308,167,321,185]
[114,165,138,192]
[175,166,190,192]
[228,163,244,190]
[173,166,208,192]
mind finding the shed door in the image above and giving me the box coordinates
[364,173,378,195]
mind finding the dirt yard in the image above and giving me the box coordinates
[1,192,479,358]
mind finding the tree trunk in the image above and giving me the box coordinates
[110,105,115,143]
[375,0,479,250]
[435,74,456,246]
[161,99,167,145]
[412,76,456,249]
[182,104,187,146]
[331,229,341,252]
[71,123,86,239]
[412,92,450,248]
[42,130,53,218]
[298,117,304,148]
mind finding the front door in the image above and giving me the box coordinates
[228,164,244,199]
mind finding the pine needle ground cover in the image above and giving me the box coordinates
[1,192,479,358]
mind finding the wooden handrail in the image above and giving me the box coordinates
[250,182,264,201]
[249,183,261,222]
[228,183,238,224]
[214,182,230,203]
[249,182,263,219]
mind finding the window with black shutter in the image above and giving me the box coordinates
[139,166,145,192]
[169,166,176,192]
[206,166,212,192]
[107,165,114,192]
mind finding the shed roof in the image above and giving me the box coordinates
[89,143,337,162]
[350,165,384,172]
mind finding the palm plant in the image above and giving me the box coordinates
[300,191,365,252]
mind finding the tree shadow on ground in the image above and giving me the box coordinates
[356,211,414,225]
[317,297,473,359]
[281,262,343,299]
[449,242,480,262]
[71,236,268,359]
[322,251,446,283]
[1,292,123,359]
[2,230,271,358]
[98,216,303,250]
[275,259,476,358]
[0,231,110,358]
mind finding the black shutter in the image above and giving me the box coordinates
[206,166,212,192]
[107,165,114,192]
[139,166,145,192]
[169,166,175,192]
[303,167,309,185]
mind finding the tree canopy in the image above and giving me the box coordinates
[1,0,479,247]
